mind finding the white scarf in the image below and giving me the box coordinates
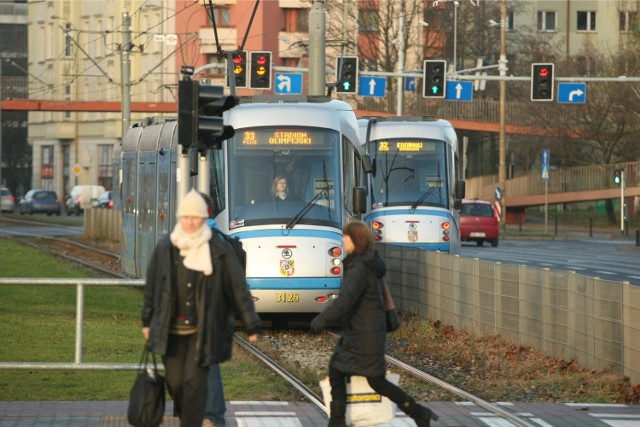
[170,223,213,276]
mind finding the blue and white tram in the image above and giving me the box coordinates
[119,99,366,313]
[212,99,365,312]
[359,116,465,254]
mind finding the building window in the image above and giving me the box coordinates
[506,11,515,31]
[620,11,637,32]
[537,11,556,32]
[208,6,231,27]
[64,23,72,57]
[41,146,54,190]
[359,9,379,32]
[577,11,596,32]
[98,144,114,190]
[284,8,309,32]
[64,85,71,120]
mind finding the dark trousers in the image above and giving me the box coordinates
[328,366,411,412]
[163,333,209,427]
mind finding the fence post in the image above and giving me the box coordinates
[75,283,84,364]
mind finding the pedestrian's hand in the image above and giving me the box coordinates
[310,317,323,333]
[142,327,150,341]
[248,333,258,342]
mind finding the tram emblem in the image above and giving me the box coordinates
[280,259,295,276]
[408,223,418,242]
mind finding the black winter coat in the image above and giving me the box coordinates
[141,232,261,366]
[311,250,387,377]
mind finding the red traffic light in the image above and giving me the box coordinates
[232,53,245,64]
[538,67,549,77]
[255,55,268,65]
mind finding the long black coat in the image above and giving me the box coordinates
[141,232,261,366]
[311,250,387,377]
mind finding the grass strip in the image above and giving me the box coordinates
[0,238,294,401]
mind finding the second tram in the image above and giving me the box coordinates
[359,116,465,254]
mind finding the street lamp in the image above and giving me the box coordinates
[394,17,429,116]
[432,0,479,72]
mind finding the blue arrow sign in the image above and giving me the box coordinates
[274,73,303,95]
[557,83,586,104]
[358,77,386,97]
[404,77,416,92]
[445,81,473,101]
[541,148,550,180]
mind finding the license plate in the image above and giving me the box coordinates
[275,292,300,303]
[470,232,486,238]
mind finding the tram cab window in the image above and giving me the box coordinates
[227,127,342,229]
[371,139,448,208]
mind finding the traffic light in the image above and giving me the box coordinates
[250,51,272,89]
[336,56,358,93]
[178,78,238,151]
[531,63,554,101]
[614,169,622,186]
[227,51,247,88]
[423,59,447,98]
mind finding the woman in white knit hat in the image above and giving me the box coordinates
[141,189,261,427]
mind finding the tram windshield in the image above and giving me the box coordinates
[227,127,342,229]
[370,138,448,209]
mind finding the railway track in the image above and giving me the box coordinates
[0,216,125,277]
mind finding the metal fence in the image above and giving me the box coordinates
[380,243,640,385]
[2,246,639,385]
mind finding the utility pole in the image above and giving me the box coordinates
[308,0,326,96]
[396,14,404,116]
[498,0,507,225]
[121,11,131,140]
[620,169,625,234]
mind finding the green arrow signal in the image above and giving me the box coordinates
[431,85,439,94]
[342,81,351,91]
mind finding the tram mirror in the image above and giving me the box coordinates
[353,187,367,214]
[455,180,466,199]
[362,155,374,174]
[189,149,199,177]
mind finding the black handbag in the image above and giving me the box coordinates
[127,346,166,427]
[382,279,401,332]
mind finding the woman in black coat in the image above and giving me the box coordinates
[310,220,437,427]
[141,189,261,427]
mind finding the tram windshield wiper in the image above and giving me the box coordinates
[285,185,333,230]
[410,186,438,211]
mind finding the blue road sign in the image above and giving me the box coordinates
[541,148,550,180]
[404,77,416,92]
[358,77,386,97]
[445,81,473,101]
[557,83,586,104]
[274,73,303,95]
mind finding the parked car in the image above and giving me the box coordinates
[460,199,499,247]
[66,185,105,216]
[19,189,62,216]
[92,191,114,209]
[1,187,16,213]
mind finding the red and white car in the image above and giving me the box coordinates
[460,199,500,247]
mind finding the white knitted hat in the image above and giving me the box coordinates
[176,189,208,218]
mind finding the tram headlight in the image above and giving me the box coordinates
[372,220,384,230]
[441,221,451,230]
[332,258,341,266]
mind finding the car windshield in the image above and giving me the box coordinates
[34,191,56,200]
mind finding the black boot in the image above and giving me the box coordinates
[400,398,438,427]
[328,400,347,427]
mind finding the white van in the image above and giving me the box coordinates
[66,185,106,216]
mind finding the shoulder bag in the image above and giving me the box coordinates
[127,346,166,427]
[382,279,401,332]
